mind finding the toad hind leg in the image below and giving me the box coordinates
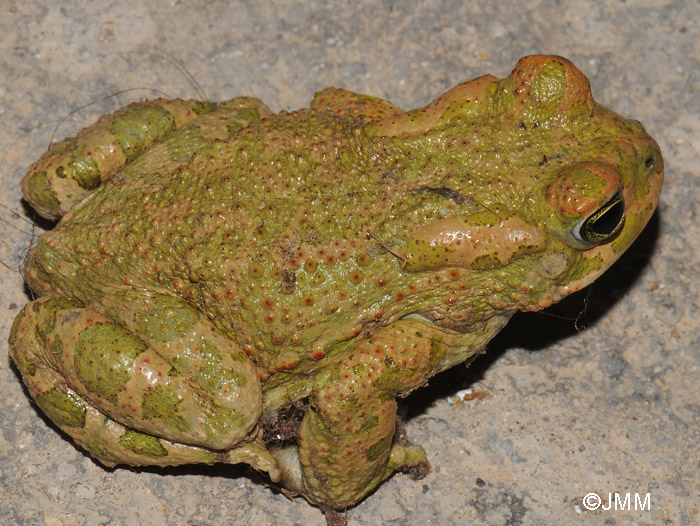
[290,318,464,509]
[21,97,272,220]
[9,294,264,464]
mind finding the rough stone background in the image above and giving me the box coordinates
[0,1,698,525]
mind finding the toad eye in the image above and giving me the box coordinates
[572,191,625,245]
[645,155,656,170]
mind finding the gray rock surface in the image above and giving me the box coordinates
[0,1,697,525]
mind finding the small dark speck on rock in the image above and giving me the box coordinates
[476,477,486,487]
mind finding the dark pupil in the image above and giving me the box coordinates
[580,192,626,244]
[645,156,655,170]
[587,198,625,238]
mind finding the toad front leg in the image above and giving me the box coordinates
[278,317,501,510]
[9,291,280,476]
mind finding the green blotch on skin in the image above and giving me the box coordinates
[496,60,567,125]
[110,104,176,163]
[529,61,567,112]
[405,242,454,272]
[365,433,392,462]
[173,338,247,393]
[36,387,86,429]
[22,170,61,215]
[68,145,101,190]
[74,322,147,404]
[119,429,168,457]
[141,384,191,433]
